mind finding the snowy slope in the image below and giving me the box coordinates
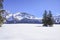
[5,12,38,21]
[0,24,60,40]
[54,15,60,23]
[13,12,36,20]
[4,12,42,23]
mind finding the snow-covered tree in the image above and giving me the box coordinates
[0,0,5,27]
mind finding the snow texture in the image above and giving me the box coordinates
[0,24,60,40]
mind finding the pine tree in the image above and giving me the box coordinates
[0,0,5,27]
[42,10,48,26]
[47,10,54,26]
[0,10,5,27]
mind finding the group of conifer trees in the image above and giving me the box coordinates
[42,10,54,27]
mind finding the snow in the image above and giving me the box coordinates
[0,24,60,40]
[14,16,23,20]
[13,12,21,17]
[6,14,13,19]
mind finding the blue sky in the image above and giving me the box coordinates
[3,0,60,17]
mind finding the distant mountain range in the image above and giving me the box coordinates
[3,11,60,24]
[3,11,42,24]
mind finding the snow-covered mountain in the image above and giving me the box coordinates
[4,12,42,24]
[13,12,36,20]
[54,15,60,24]
[5,12,40,20]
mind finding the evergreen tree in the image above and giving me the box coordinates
[0,0,5,27]
[47,10,54,26]
[0,10,5,27]
[42,10,48,26]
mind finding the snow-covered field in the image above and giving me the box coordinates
[0,24,60,40]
